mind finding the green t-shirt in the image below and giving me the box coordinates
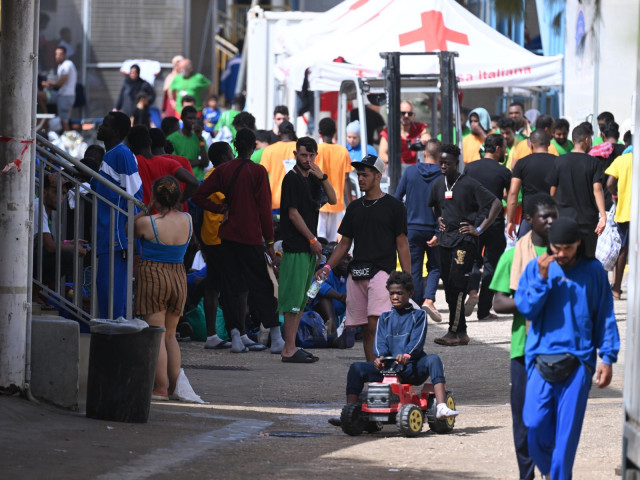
[489,245,547,359]
[215,109,239,137]
[251,148,264,164]
[550,138,573,155]
[170,73,211,112]
[167,130,204,181]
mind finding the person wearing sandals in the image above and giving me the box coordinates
[134,176,192,400]
[279,137,337,363]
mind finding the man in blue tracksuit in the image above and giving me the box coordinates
[337,271,458,422]
[394,138,443,321]
[514,217,620,480]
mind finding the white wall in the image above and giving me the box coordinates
[564,0,639,131]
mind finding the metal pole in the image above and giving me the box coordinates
[382,52,401,194]
[0,0,36,389]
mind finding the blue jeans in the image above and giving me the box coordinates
[407,228,440,304]
[523,362,592,479]
[346,354,446,396]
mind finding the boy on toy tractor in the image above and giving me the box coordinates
[329,271,458,436]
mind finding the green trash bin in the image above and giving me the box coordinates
[86,325,165,423]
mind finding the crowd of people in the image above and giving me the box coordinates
[34,47,629,477]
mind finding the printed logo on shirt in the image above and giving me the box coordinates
[283,158,296,173]
[455,249,466,265]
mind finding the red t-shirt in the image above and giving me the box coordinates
[136,155,183,205]
[380,122,427,165]
[162,154,194,211]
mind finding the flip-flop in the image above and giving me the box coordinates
[204,340,232,350]
[151,395,169,401]
[231,346,249,353]
[421,304,442,322]
[464,295,479,317]
[244,341,268,351]
[281,350,319,363]
[298,348,319,361]
[478,313,498,321]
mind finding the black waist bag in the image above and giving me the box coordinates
[349,261,379,280]
[535,353,580,383]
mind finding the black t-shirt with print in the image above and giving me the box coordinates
[338,194,407,273]
[427,173,497,248]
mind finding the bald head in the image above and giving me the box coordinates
[530,129,550,149]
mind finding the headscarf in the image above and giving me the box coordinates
[346,120,361,134]
[548,217,580,245]
[466,107,491,132]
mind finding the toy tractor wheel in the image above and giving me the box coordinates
[428,391,456,434]
[397,404,423,437]
[364,421,383,433]
[341,403,364,436]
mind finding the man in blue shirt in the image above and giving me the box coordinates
[514,217,620,480]
[95,111,143,318]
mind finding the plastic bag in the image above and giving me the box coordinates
[170,368,205,404]
[89,317,149,334]
[596,205,622,271]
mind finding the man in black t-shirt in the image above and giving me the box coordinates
[464,134,511,321]
[546,124,606,257]
[428,145,502,346]
[317,154,410,361]
[279,137,337,363]
[507,129,557,239]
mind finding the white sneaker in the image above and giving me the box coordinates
[436,403,459,419]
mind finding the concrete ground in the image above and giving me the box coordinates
[0,286,627,480]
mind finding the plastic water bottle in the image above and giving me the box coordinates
[306,279,324,299]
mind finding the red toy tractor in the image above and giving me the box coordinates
[340,357,456,437]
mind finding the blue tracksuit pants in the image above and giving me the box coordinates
[346,354,446,396]
[523,363,592,480]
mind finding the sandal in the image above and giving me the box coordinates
[281,350,319,363]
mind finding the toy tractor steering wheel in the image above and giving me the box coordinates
[379,356,405,374]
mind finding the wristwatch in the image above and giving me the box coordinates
[321,174,328,181]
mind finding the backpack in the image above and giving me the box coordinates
[296,311,329,348]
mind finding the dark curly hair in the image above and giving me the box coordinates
[152,176,181,209]
[439,144,461,158]
[386,271,414,293]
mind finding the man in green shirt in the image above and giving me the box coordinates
[167,106,208,181]
[169,59,212,114]
[550,118,573,155]
[490,193,557,480]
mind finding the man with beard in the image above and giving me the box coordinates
[279,137,337,363]
[114,64,156,117]
[427,144,502,346]
[491,194,558,480]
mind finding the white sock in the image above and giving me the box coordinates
[230,329,245,353]
[205,334,223,346]
[270,326,284,352]
[240,334,254,345]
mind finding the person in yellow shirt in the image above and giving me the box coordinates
[462,107,491,164]
[260,121,297,212]
[511,114,559,168]
[316,118,353,242]
[605,151,632,299]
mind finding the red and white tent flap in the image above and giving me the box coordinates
[275,0,563,91]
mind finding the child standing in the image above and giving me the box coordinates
[330,271,459,425]
[203,95,221,134]
[131,92,151,127]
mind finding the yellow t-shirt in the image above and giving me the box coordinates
[605,152,633,223]
[200,168,225,246]
[511,140,559,168]
[260,141,297,210]
[462,134,484,164]
[316,143,352,213]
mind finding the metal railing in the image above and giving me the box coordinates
[33,134,147,323]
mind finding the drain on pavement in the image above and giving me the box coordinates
[182,364,250,371]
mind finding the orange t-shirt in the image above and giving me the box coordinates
[316,143,352,213]
[260,141,297,210]
[462,134,484,164]
[510,140,559,168]
[200,168,225,246]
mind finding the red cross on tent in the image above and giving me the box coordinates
[399,10,469,52]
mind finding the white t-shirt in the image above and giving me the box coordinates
[34,198,51,236]
[57,59,77,96]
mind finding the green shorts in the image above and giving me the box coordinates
[277,251,317,314]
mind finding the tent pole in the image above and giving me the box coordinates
[382,52,401,194]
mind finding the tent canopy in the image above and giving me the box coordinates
[275,0,563,91]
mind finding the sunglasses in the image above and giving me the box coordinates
[400,111,414,116]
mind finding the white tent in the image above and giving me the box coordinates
[275,0,563,91]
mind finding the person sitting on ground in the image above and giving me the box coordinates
[133,176,193,400]
[329,271,459,426]
[308,244,349,335]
